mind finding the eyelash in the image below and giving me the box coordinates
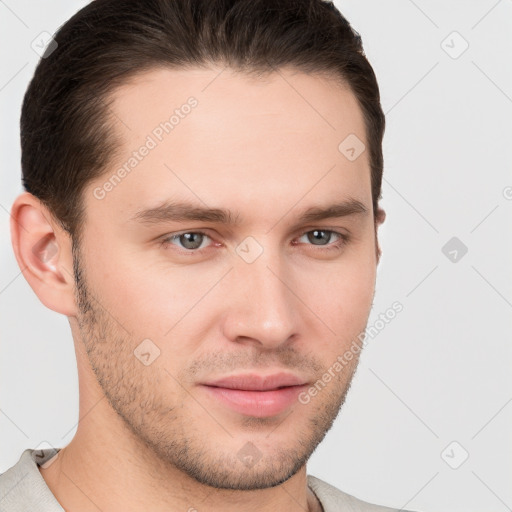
[159,229,350,255]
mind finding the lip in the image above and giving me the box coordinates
[203,372,308,391]
[200,372,309,417]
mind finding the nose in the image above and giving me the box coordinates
[221,244,299,350]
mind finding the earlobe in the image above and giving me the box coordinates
[376,206,386,225]
[375,206,386,264]
[9,192,78,317]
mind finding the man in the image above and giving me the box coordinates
[1,0,415,510]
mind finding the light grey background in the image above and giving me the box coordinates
[1,1,511,511]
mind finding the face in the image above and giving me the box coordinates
[73,66,379,490]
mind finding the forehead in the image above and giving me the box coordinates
[87,66,371,226]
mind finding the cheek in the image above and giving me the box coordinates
[305,272,374,341]
[304,244,376,313]
[87,248,220,346]
[298,250,376,357]
[339,261,376,314]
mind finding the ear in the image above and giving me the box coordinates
[10,192,78,317]
[374,206,386,264]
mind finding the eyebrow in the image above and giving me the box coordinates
[130,197,369,227]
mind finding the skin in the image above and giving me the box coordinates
[10,65,385,512]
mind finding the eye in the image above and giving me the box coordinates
[295,229,349,251]
[159,229,349,255]
[160,231,213,252]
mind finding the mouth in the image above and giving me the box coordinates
[201,385,309,418]
[200,372,309,417]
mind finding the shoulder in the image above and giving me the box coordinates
[0,448,63,512]
[307,474,418,512]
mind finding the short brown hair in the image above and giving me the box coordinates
[21,0,385,240]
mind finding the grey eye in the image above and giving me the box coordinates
[165,232,211,250]
[303,230,336,246]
